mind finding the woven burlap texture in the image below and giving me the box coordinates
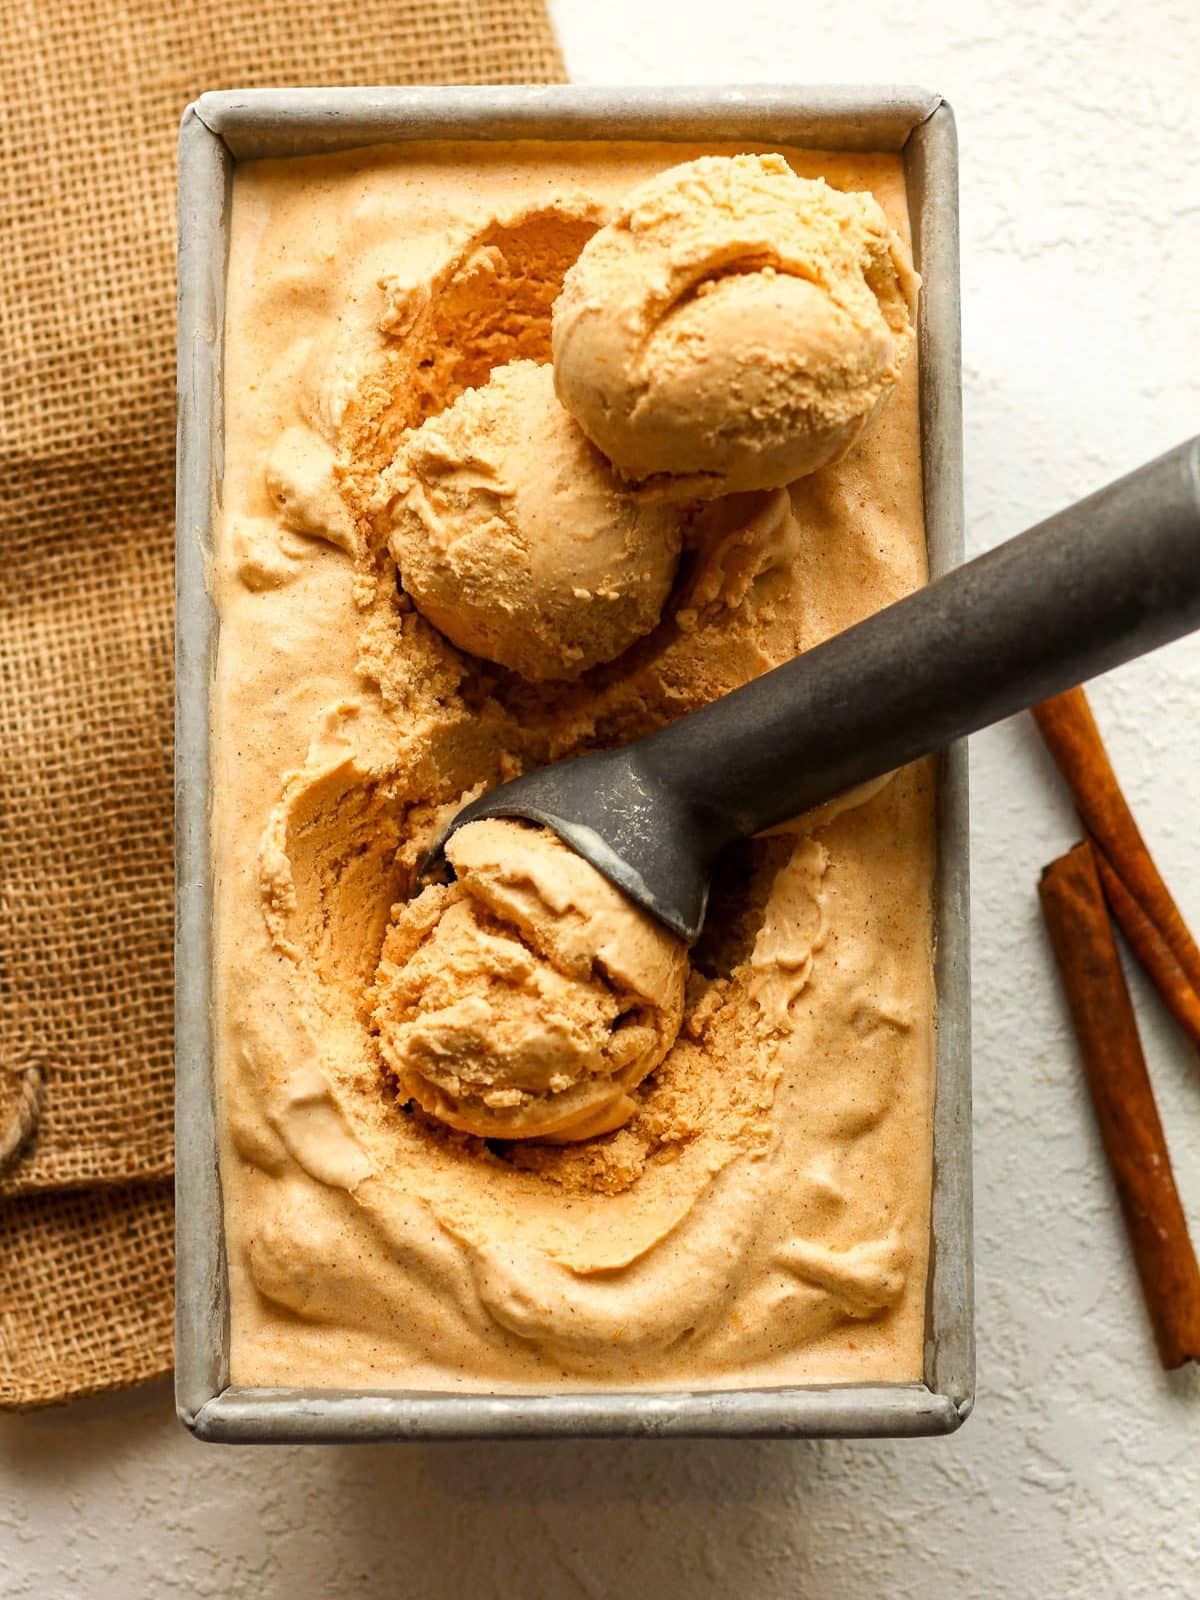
[0,0,563,1410]
[0,1183,176,1410]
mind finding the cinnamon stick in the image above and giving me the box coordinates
[1039,841,1200,1369]
[1092,845,1200,1051]
[1033,686,1200,1049]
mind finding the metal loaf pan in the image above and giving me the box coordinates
[176,85,970,1442]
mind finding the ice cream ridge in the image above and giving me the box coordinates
[217,138,936,1392]
[379,153,916,1142]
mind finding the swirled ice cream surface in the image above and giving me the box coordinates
[216,141,935,1390]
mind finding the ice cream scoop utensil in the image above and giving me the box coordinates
[435,437,1200,941]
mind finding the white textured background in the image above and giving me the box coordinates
[4,2,1199,1594]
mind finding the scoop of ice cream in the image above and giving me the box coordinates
[385,360,685,680]
[370,819,688,1141]
[552,154,918,497]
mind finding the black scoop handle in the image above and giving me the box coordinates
[638,436,1200,848]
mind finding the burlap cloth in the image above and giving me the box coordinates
[0,0,563,1412]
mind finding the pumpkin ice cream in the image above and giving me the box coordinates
[384,359,684,679]
[215,141,935,1392]
[371,818,687,1141]
[553,153,918,497]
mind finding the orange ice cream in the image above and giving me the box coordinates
[215,140,934,1394]
[553,154,918,497]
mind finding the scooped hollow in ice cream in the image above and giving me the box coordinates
[384,360,685,680]
[552,154,918,497]
[369,819,688,1142]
